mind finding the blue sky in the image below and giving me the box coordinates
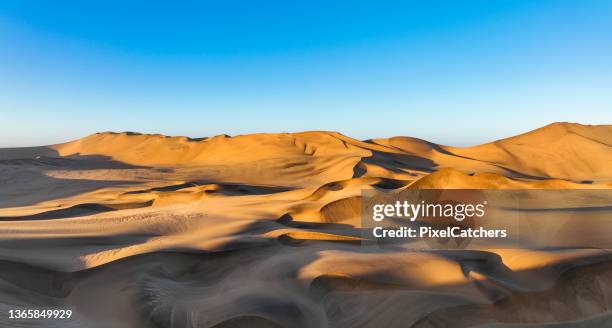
[1,0,611,147]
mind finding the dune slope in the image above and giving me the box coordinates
[0,122,610,328]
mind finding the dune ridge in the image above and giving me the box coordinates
[41,122,611,183]
[0,122,611,327]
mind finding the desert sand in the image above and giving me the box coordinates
[0,122,611,327]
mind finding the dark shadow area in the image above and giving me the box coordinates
[494,165,550,181]
[0,200,153,221]
[371,178,411,190]
[203,183,294,196]
[0,168,144,208]
[211,316,283,328]
[354,150,437,178]
[410,254,612,328]
[275,212,368,241]
[276,213,354,230]
[0,260,74,298]
[0,145,148,170]
[0,146,150,208]
[0,155,147,170]
[124,182,200,193]
[0,215,611,327]
[125,181,295,196]
[429,145,552,181]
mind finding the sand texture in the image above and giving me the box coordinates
[0,122,611,327]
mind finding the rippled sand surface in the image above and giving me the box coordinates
[0,123,611,327]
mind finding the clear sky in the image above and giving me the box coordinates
[1,0,611,147]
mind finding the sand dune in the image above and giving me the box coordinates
[372,123,612,182]
[0,123,610,327]
[445,123,612,181]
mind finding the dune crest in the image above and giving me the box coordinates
[53,131,372,166]
[0,122,611,327]
[444,122,612,181]
[40,122,611,183]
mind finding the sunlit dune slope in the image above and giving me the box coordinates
[372,122,612,181]
[0,123,611,328]
[444,122,612,181]
[407,168,600,189]
[53,131,373,165]
[46,122,612,183]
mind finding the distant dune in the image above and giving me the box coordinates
[0,122,610,327]
[373,122,612,182]
[44,122,612,182]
